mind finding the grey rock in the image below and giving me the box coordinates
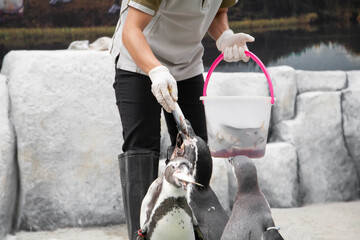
[3,50,124,231]
[268,66,297,124]
[342,89,360,179]
[68,40,89,50]
[1,50,17,77]
[296,70,347,93]
[347,71,360,89]
[253,142,299,208]
[271,92,359,204]
[67,37,112,52]
[0,74,17,238]
[89,37,112,51]
[2,48,359,234]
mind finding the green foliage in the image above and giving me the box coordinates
[228,0,360,23]
[229,13,318,32]
[0,0,359,27]
[0,13,318,49]
[0,0,118,28]
[0,27,115,48]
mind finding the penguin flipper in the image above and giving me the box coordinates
[140,177,163,227]
[194,225,205,240]
[263,229,284,240]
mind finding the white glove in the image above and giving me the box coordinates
[216,29,255,62]
[148,65,178,113]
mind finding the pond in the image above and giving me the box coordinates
[1,24,360,72]
[202,24,360,72]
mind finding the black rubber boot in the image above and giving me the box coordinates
[118,150,159,240]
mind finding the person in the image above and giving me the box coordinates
[108,0,121,14]
[109,0,254,238]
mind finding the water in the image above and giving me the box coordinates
[206,42,360,72]
[1,24,360,72]
[202,24,360,72]
[269,42,360,71]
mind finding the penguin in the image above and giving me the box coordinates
[169,120,229,240]
[137,157,204,240]
[221,155,284,240]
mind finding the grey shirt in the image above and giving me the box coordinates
[109,0,237,81]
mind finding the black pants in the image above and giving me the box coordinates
[113,68,207,153]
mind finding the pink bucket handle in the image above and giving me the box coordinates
[203,51,275,105]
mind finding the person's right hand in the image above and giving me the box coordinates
[216,29,255,62]
[148,66,178,113]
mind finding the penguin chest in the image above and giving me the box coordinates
[150,206,195,240]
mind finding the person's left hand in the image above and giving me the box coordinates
[216,29,255,62]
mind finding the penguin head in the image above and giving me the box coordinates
[168,119,213,188]
[170,133,213,188]
[169,120,197,160]
[229,156,260,192]
[164,157,203,190]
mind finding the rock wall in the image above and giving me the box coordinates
[0,50,359,233]
[270,70,360,205]
[1,50,124,232]
[0,74,17,239]
[342,71,360,180]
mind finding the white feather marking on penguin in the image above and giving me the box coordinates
[140,178,162,227]
[187,137,199,203]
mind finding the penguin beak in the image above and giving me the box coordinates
[174,172,204,190]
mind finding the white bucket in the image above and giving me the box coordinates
[201,51,275,158]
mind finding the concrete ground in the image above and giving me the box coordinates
[5,201,360,240]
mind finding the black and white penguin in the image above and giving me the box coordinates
[170,121,229,240]
[221,155,284,240]
[137,157,204,240]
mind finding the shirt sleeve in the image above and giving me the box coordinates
[128,0,162,16]
[220,0,237,8]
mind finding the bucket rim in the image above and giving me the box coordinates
[203,51,275,105]
[200,95,274,101]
